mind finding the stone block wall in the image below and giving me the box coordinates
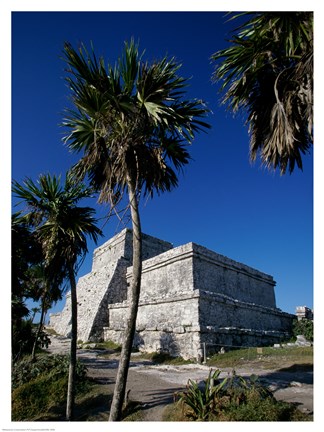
[49,228,173,342]
[49,293,72,337]
[104,293,201,359]
[199,292,292,351]
[91,229,131,270]
[49,258,127,341]
[199,292,291,331]
[91,228,172,271]
[192,243,276,307]
[104,241,293,359]
[105,243,201,358]
[50,229,294,359]
[127,243,196,300]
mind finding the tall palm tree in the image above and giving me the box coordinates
[212,12,313,174]
[62,39,210,420]
[30,307,41,324]
[25,263,63,361]
[12,173,102,420]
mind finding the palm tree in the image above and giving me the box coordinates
[11,213,43,360]
[212,12,313,174]
[12,173,103,420]
[62,39,210,420]
[26,263,63,361]
[30,307,41,324]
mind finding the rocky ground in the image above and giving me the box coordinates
[46,333,313,421]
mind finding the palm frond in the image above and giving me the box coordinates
[212,12,313,174]
[119,38,141,95]
[62,40,210,204]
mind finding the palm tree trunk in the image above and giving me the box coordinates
[109,177,142,421]
[31,298,46,362]
[30,309,37,324]
[66,264,78,421]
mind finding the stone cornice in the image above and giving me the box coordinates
[126,241,275,286]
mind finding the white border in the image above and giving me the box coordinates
[2,2,322,431]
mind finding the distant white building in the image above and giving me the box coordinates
[296,306,313,321]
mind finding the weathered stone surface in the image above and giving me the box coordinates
[295,335,312,346]
[192,243,276,307]
[49,229,173,342]
[92,228,173,271]
[49,229,294,359]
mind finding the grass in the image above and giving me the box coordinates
[215,397,311,421]
[122,400,145,421]
[97,346,194,365]
[12,345,313,421]
[73,384,111,421]
[97,343,313,370]
[12,375,143,421]
[163,346,313,421]
[11,349,144,421]
[81,340,122,351]
[12,353,93,421]
[162,403,188,421]
[14,383,112,421]
[206,346,313,370]
[167,368,312,422]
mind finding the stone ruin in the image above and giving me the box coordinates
[49,228,294,360]
[296,306,313,321]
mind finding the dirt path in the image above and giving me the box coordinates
[46,334,185,420]
[46,334,313,420]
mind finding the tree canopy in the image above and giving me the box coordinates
[212,12,313,174]
[62,39,210,206]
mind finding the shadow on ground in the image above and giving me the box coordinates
[135,386,182,410]
[259,363,313,390]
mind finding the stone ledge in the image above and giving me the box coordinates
[201,325,290,338]
[126,241,275,285]
[127,243,194,276]
[191,243,274,283]
[199,290,294,317]
[107,291,200,309]
[104,325,201,333]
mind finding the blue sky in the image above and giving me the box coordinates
[10,8,314,321]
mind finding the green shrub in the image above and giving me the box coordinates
[82,340,122,351]
[12,354,87,389]
[175,369,310,421]
[12,320,52,362]
[12,320,34,361]
[176,369,228,420]
[292,318,313,341]
[12,375,67,420]
[219,394,308,421]
[99,340,122,350]
[12,354,90,421]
